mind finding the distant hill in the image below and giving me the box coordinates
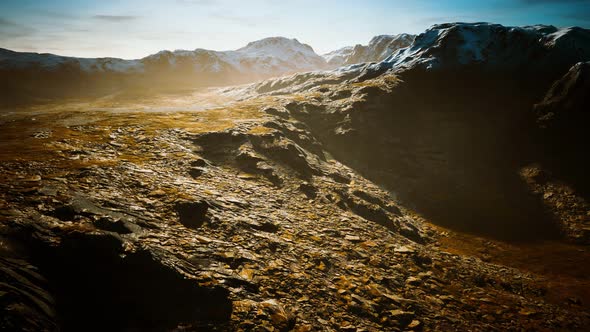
[0,37,329,105]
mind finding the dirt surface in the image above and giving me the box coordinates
[1,88,589,331]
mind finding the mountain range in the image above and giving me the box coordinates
[0,35,413,105]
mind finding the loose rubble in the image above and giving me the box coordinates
[1,92,588,331]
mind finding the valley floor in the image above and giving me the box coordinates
[1,90,589,331]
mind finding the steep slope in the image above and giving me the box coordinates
[534,61,590,133]
[521,61,590,243]
[235,22,590,243]
[323,34,415,67]
[0,37,328,105]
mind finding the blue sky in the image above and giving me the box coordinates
[1,0,589,59]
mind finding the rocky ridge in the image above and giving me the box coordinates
[228,23,590,245]
[322,34,415,67]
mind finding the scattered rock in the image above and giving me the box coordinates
[263,107,290,119]
[175,201,210,229]
[188,167,204,178]
[299,182,317,199]
[405,276,421,286]
[407,319,423,330]
[388,309,415,326]
[344,235,362,242]
[259,299,296,331]
[328,171,351,184]
[394,246,415,254]
[239,218,280,233]
[94,216,139,234]
[190,158,209,167]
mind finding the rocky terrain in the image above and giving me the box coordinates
[1,22,590,331]
[322,34,415,67]
[236,22,590,244]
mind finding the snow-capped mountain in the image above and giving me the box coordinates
[0,37,326,78]
[382,23,590,73]
[322,46,355,67]
[233,37,327,73]
[141,37,328,79]
[252,23,590,96]
[322,34,415,67]
[0,37,330,104]
[0,48,144,73]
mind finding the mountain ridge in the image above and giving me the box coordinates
[233,21,590,244]
[0,36,325,74]
[322,34,415,67]
[0,36,330,105]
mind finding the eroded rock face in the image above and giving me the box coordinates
[0,251,57,331]
[534,61,590,187]
[280,76,558,241]
[4,217,233,331]
[44,235,231,330]
[191,128,324,181]
[522,62,590,244]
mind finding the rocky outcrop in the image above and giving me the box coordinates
[521,62,590,243]
[234,22,590,244]
[322,34,415,67]
[384,23,590,75]
[280,87,558,240]
[0,252,57,331]
[534,61,590,137]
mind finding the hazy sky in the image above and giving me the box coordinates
[1,0,589,59]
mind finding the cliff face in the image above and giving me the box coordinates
[523,61,590,243]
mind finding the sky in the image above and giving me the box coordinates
[1,0,589,59]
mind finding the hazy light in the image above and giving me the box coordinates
[0,0,588,58]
